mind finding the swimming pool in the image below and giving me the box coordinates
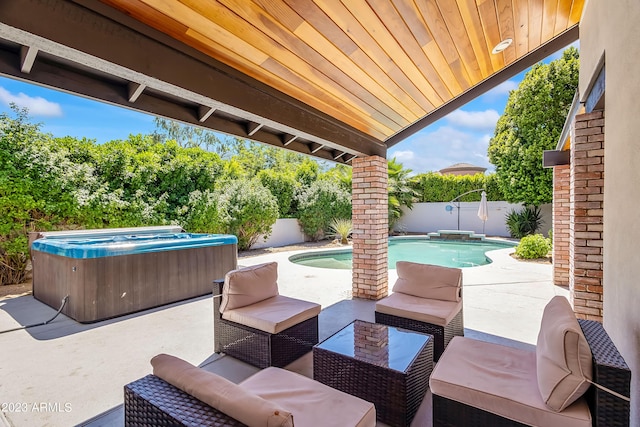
[289,237,516,269]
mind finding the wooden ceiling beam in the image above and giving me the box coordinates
[0,0,385,158]
[0,45,357,165]
[19,45,37,73]
[127,82,145,103]
[333,150,346,160]
[309,143,325,154]
[282,134,297,146]
[246,121,263,137]
[198,106,215,122]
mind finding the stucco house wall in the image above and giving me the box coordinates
[580,1,640,423]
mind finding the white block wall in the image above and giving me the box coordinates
[252,218,306,249]
[250,202,553,248]
[394,202,552,237]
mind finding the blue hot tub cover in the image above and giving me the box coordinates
[31,233,238,259]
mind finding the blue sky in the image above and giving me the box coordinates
[0,43,575,175]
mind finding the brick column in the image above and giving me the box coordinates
[570,110,604,321]
[352,156,388,300]
[553,165,571,286]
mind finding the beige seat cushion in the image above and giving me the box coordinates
[430,337,591,427]
[393,261,462,302]
[241,367,376,427]
[151,354,293,427]
[220,262,279,313]
[222,295,321,334]
[536,296,593,411]
[375,292,461,327]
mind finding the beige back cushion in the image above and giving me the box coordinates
[536,296,593,412]
[152,354,293,427]
[220,262,279,313]
[392,261,462,302]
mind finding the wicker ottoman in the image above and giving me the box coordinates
[313,320,433,427]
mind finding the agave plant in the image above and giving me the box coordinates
[329,218,352,244]
[505,206,543,238]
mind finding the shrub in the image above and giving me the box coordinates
[179,190,221,233]
[505,206,543,238]
[0,108,83,285]
[257,169,296,218]
[515,234,551,259]
[296,181,351,241]
[329,218,352,244]
[215,179,278,250]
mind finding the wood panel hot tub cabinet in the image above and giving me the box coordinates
[31,236,237,323]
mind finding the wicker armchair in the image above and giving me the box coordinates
[375,262,463,361]
[125,354,376,427]
[213,262,320,368]
[430,297,631,427]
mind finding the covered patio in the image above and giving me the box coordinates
[0,0,638,425]
[0,245,562,426]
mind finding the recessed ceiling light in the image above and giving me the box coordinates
[492,38,513,54]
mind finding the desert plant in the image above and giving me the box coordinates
[515,234,551,259]
[329,218,352,244]
[505,206,543,238]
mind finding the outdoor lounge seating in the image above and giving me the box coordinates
[429,296,631,426]
[124,354,376,427]
[213,262,321,368]
[374,261,464,361]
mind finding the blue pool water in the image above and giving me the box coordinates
[31,233,238,259]
[289,238,515,269]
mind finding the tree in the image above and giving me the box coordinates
[388,159,418,231]
[152,117,242,158]
[488,47,579,205]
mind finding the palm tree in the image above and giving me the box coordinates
[388,159,418,232]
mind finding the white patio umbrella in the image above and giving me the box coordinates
[477,191,489,234]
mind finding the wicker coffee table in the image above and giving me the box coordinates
[313,320,433,427]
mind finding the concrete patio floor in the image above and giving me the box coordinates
[0,245,567,427]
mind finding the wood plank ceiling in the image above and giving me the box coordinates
[101,0,584,145]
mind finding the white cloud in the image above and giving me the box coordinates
[445,109,499,131]
[490,80,519,96]
[390,150,414,162]
[0,86,63,117]
[390,126,494,174]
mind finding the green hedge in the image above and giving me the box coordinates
[411,172,504,202]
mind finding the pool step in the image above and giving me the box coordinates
[427,230,486,241]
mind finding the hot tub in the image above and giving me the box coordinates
[30,227,238,323]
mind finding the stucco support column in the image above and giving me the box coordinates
[352,156,388,300]
[552,165,571,286]
[570,110,605,321]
